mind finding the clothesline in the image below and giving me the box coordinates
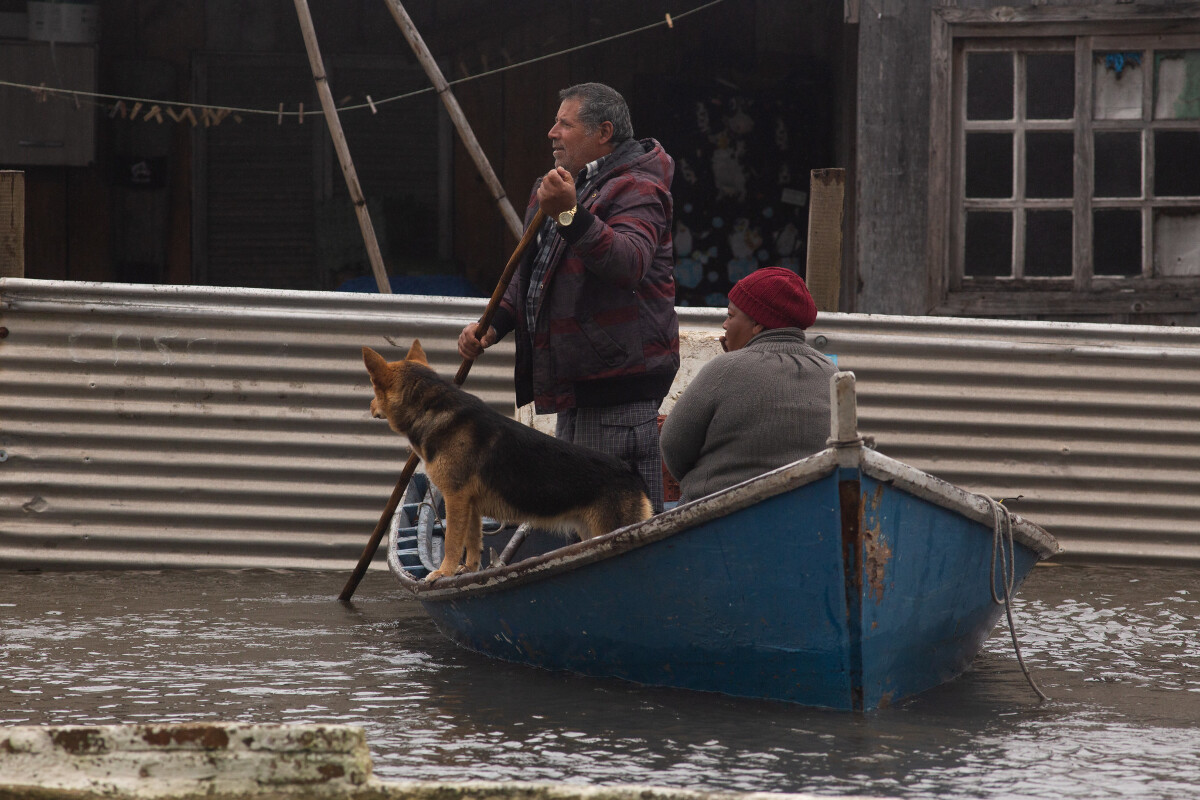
[0,0,724,124]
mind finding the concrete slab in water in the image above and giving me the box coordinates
[0,722,894,800]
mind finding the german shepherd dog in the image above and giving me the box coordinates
[363,341,653,581]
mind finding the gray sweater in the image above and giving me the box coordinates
[660,328,837,503]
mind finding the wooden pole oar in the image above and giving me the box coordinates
[339,208,546,602]
[293,0,392,293]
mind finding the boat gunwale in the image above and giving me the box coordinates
[388,443,1060,600]
[857,447,1061,557]
[392,448,841,598]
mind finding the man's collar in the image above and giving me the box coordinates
[578,155,606,184]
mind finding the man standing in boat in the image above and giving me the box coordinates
[457,82,679,512]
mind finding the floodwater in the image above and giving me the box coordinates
[2,563,1200,799]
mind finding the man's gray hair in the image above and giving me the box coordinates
[560,82,634,143]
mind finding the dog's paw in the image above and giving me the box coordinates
[424,569,452,583]
[454,564,471,575]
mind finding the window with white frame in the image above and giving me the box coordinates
[951,36,1200,289]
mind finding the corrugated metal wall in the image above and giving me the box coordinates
[0,279,516,570]
[3,278,1199,570]
[807,312,1200,563]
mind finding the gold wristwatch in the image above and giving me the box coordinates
[557,205,578,227]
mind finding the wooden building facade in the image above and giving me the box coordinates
[856,0,1200,324]
[3,0,1199,324]
[0,0,849,306]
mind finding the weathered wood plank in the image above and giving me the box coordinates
[935,288,1200,317]
[855,0,932,315]
[806,168,846,312]
[938,4,1200,24]
[0,171,24,277]
[927,11,952,310]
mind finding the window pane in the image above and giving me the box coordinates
[964,211,1013,277]
[1154,209,1200,276]
[1027,53,1075,119]
[1094,132,1141,198]
[1154,51,1200,120]
[1154,131,1200,197]
[1094,51,1144,120]
[1026,132,1074,199]
[1025,211,1073,277]
[967,52,1013,120]
[1093,209,1142,276]
[966,133,1012,198]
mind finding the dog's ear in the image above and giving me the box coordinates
[406,339,429,365]
[362,347,389,384]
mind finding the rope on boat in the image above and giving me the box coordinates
[417,498,445,531]
[988,496,1050,702]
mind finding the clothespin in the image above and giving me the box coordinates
[144,105,164,123]
[298,102,304,124]
[34,82,48,103]
[278,102,285,125]
[128,101,143,121]
[665,12,674,28]
[200,107,230,127]
[109,100,128,118]
[366,94,377,114]
[339,95,352,106]
[167,106,198,126]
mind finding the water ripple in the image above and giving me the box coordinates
[3,564,1200,798]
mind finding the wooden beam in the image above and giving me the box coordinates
[0,171,24,278]
[383,0,524,243]
[926,11,952,311]
[805,168,845,313]
[934,288,1200,317]
[293,0,392,294]
[936,4,1200,26]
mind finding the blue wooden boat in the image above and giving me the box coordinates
[386,373,1060,711]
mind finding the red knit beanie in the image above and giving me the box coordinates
[727,267,818,329]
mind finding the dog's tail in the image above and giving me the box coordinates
[626,462,650,497]
[620,462,654,525]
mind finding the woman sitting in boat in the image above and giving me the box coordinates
[660,266,837,504]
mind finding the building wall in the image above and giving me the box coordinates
[2,0,849,301]
[857,0,1200,324]
[854,0,933,316]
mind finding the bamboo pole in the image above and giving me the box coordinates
[382,0,524,242]
[293,0,392,294]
